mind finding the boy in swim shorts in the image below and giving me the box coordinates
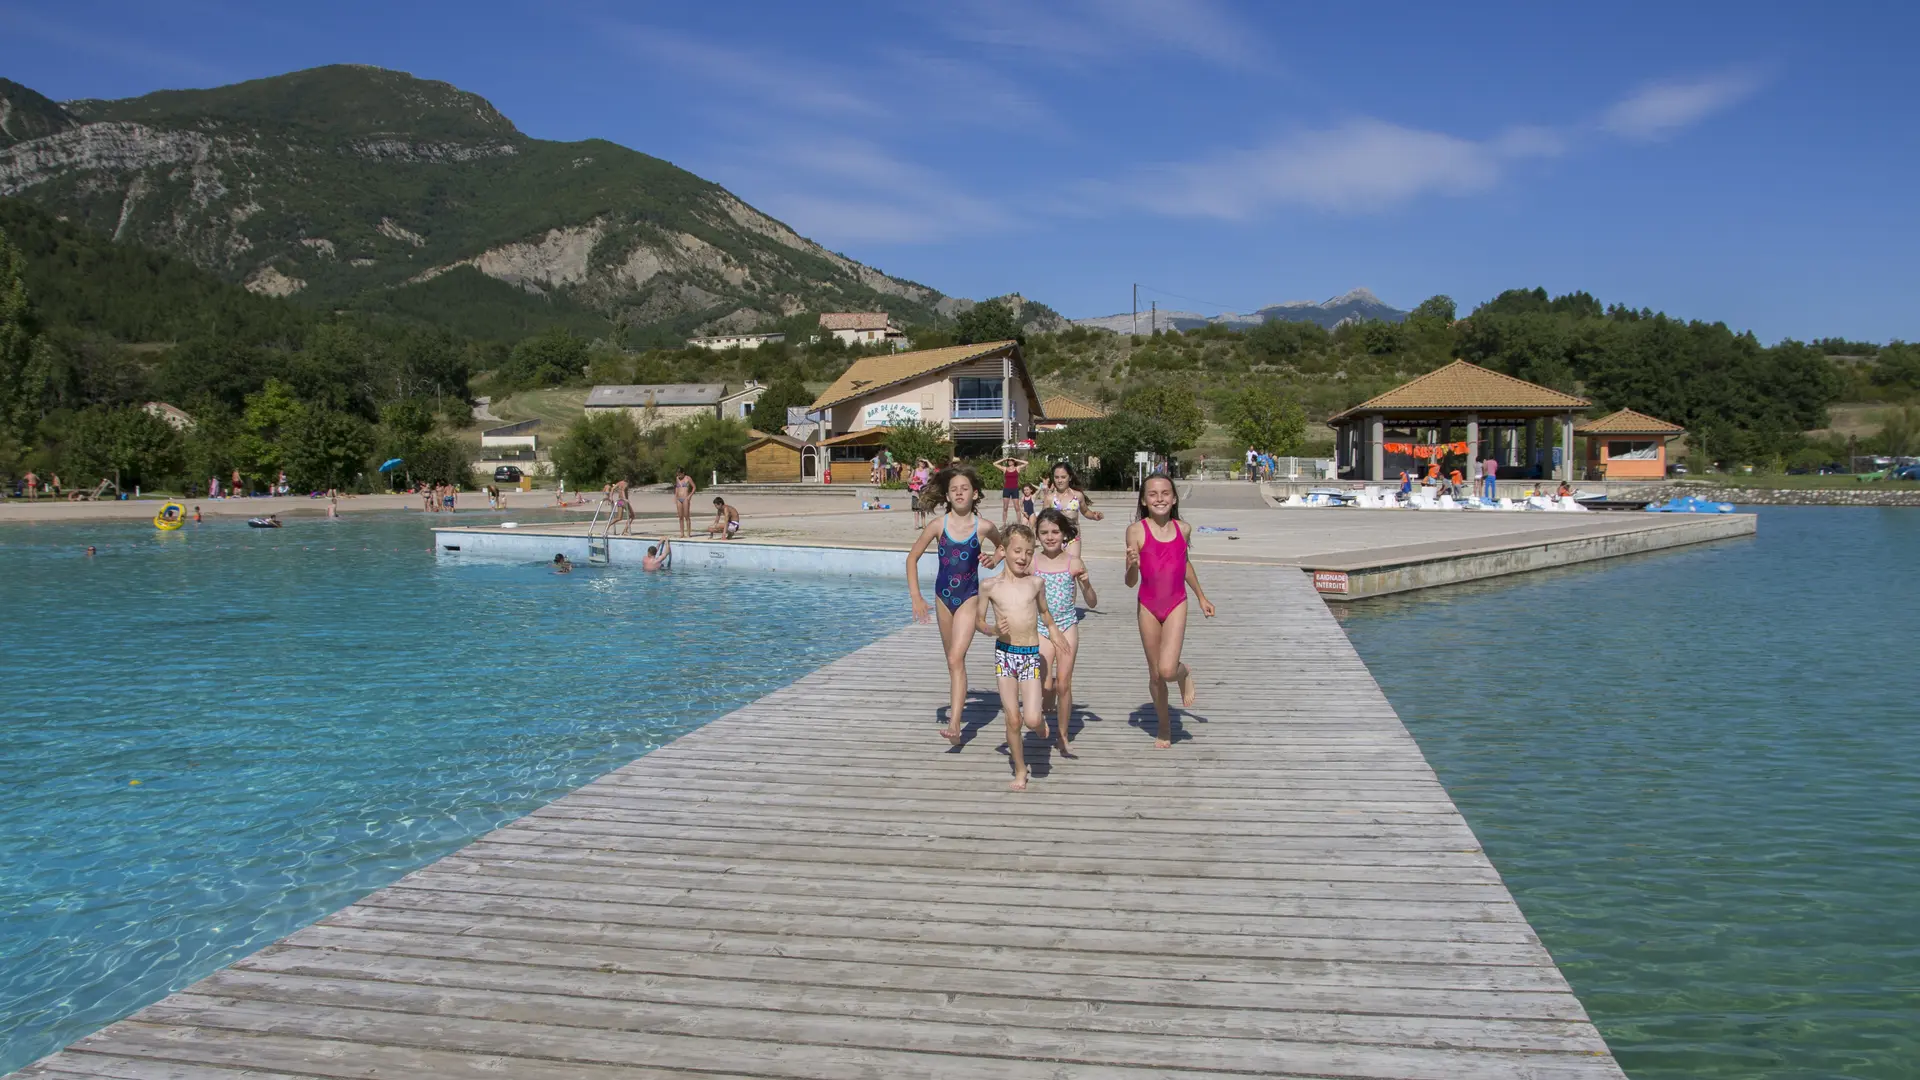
[976,525,1064,791]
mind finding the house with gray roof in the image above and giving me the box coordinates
[584,384,727,433]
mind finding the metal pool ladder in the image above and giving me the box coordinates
[586,497,613,565]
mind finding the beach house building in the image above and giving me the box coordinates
[1329,360,1591,483]
[742,431,811,483]
[819,312,908,349]
[583,384,725,433]
[1576,409,1686,480]
[809,340,1040,460]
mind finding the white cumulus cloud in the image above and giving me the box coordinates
[1114,119,1564,219]
[1601,72,1763,141]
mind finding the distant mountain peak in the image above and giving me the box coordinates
[1071,288,1406,333]
[0,77,75,149]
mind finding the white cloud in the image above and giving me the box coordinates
[931,0,1261,69]
[1113,119,1564,219]
[1601,72,1763,141]
[603,24,884,118]
[719,137,1011,244]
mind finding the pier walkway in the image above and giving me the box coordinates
[21,564,1624,1078]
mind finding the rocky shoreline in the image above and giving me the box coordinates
[1616,485,1920,507]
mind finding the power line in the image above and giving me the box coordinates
[1134,283,1258,314]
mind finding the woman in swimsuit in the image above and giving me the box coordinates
[1125,473,1215,749]
[993,455,1029,527]
[1033,508,1097,756]
[907,466,1005,745]
[673,469,697,538]
[1044,461,1104,557]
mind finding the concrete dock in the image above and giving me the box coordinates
[20,560,1628,1078]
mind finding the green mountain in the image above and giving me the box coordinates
[0,65,945,341]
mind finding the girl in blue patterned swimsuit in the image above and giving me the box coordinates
[1032,508,1098,756]
[908,467,1004,745]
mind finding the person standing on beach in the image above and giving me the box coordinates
[976,524,1062,790]
[231,468,243,498]
[23,470,36,500]
[673,469,697,538]
[1482,456,1498,502]
[993,454,1029,527]
[908,460,932,529]
[1126,473,1215,750]
[907,467,1005,746]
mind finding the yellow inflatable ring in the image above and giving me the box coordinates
[154,502,186,530]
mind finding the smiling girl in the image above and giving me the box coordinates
[1124,473,1215,749]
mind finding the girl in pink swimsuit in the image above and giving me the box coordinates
[1125,473,1216,749]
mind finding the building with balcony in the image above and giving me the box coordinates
[808,340,1040,459]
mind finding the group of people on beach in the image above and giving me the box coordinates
[906,462,1214,791]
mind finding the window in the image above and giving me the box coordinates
[1607,440,1658,460]
[952,377,1003,418]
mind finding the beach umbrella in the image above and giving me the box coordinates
[378,458,404,472]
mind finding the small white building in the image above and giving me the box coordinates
[819,312,908,349]
[479,419,539,450]
[687,332,786,351]
[142,402,194,431]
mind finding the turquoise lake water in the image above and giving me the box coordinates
[1338,507,1920,1079]
[0,515,907,1073]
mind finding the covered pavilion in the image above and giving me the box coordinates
[1330,360,1590,483]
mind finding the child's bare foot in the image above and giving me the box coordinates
[1057,735,1075,758]
[1176,665,1197,709]
[1009,767,1029,791]
[1154,737,1172,749]
[939,727,962,745]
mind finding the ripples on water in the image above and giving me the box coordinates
[0,515,907,1072]
[1338,507,1920,1079]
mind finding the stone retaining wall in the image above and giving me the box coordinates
[1614,485,1920,506]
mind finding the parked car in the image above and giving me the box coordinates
[1894,464,1920,481]
[493,466,523,483]
[1666,463,1689,476]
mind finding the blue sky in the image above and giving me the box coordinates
[3,0,1915,342]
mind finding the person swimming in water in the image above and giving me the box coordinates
[642,539,672,571]
[552,553,573,574]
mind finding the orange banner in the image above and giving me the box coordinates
[1383,441,1468,458]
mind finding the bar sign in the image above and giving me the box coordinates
[1312,570,1350,594]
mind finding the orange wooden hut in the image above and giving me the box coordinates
[1575,409,1685,480]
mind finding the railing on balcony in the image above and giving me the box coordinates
[951,397,1005,419]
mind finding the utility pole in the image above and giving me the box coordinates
[1151,301,1157,336]
[1132,284,1138,336]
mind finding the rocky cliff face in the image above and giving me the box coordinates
[0,65,945,337]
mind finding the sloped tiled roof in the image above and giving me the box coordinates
[585,384,725,407]
[811,341,1030,411]
[818,312,892,331]
[1329,361,1589,422]
[1575,408,1686,436]
[1040,394,1107,420]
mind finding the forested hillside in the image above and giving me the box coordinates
[0,65,948,343]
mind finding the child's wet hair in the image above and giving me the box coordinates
[1033,507,1078,542]
[920,466,983,513]
[1135,471,1182,522]
[1001,523,1036,549]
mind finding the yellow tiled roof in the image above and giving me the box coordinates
[1330,360,1589,422]
[1575,408,1685,436]
[811,341,1024,411]
[1039,394,1107,420]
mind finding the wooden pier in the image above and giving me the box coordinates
[19,563,1624,1078]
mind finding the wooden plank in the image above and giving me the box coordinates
[17,564,1624,1078]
